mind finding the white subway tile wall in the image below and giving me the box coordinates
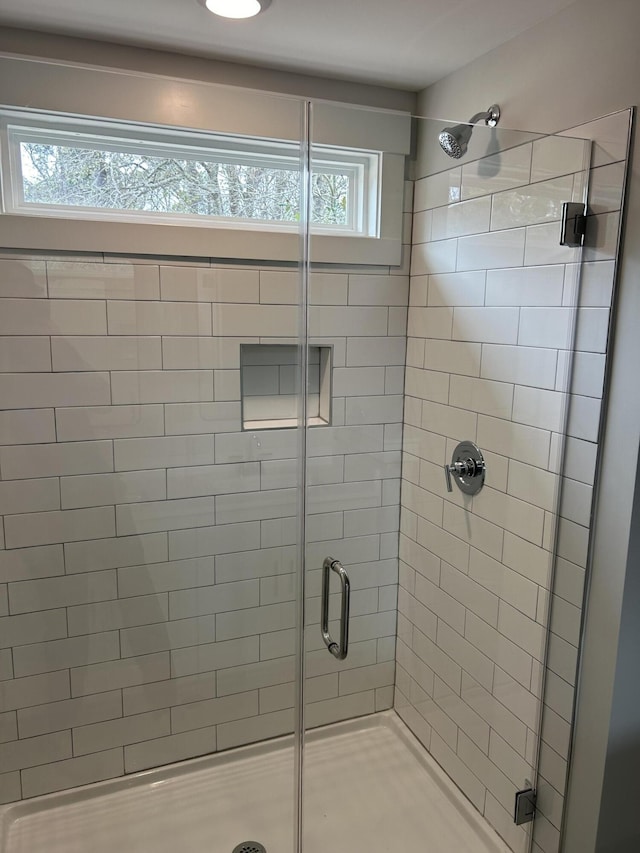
[0,246,409,802]
[399,114,628,853]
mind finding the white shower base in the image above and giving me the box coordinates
[0,711,510,853]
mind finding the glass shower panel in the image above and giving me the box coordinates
[302,106,590,853]
[0,83,308,853]
[300,99,416,852]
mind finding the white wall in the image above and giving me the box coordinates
[595,449,640,852]
[394,122,623,853]
[0,27,414,808]
[0,26,416,114]
[0,250,408,802]
[418,0,640,849]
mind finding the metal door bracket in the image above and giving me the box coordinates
[514,787,537,825]
[560,202,587,247]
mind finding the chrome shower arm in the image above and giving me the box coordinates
[468,105,500,128]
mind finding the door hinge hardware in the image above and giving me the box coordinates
[560,202,587,247]
[514,787,537,825]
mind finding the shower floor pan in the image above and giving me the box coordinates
[0,711,510,853]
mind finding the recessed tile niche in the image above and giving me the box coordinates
[240,343,331,430]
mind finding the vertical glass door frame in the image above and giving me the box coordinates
[294,98,313,853]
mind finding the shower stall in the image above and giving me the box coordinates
[0,55,631,853]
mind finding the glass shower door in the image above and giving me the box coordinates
[300,99,413,852]
[0,82,309,853]
[301,105,591,853]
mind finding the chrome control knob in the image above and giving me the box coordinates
[444,441,486,496]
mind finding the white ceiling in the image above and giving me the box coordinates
[0,0,578,90]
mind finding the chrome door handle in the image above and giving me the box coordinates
[321,557,350,660]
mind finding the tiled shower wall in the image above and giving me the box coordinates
[0,246,409,802]
[395,113,628,853]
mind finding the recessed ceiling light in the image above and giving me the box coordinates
[203,0,271,18]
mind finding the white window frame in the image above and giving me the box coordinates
[0,54,411,265]
[2,112,381,237]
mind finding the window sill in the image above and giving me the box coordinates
[0,214,403,266]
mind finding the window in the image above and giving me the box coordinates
[0,56,410,263]
[1,112,380,237]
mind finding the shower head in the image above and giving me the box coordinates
[438,104,501,159]
[438,124,472,159]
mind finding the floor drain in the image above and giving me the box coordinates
[232,844,266,853]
